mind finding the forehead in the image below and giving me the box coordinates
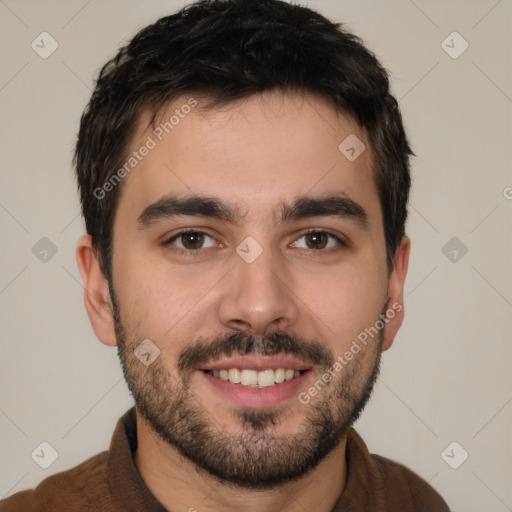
[114,91,380,226]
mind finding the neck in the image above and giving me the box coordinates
[133,410,348,512]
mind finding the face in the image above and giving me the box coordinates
[83,91,408,488]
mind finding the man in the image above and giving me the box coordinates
[0,0,450,510]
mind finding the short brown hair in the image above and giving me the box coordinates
[74,0,412,280]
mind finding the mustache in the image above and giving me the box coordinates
[177,329,334,373]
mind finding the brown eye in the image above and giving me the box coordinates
[291,231,346,252]
[181,232,204,250]
[305,232,328,250]
[165,231,217,252]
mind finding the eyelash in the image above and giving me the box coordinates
[163,228,347,256]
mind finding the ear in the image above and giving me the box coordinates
[382,236,410,351]
[76,235,117,347]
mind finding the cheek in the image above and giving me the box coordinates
[293,258,387,346]
[113,254,225,341]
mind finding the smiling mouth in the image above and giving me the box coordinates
[202,368,306,388]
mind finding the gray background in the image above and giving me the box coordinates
[1,1,511,510]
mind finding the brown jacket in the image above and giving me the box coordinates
[0,407,450,511]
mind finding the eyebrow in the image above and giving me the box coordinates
[137,193,368,229]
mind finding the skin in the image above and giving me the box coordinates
[76,91,410,512]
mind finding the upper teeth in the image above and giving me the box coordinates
[210,368,301,387]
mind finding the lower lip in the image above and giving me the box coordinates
[199,370,311,407]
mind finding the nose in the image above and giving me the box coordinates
[217,240,300,335]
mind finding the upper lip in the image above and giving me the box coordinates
[198,355,313,372]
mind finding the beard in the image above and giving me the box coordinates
[111,288,384,489]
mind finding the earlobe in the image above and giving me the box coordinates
[382,236,411,351]
[76,235,117,347]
